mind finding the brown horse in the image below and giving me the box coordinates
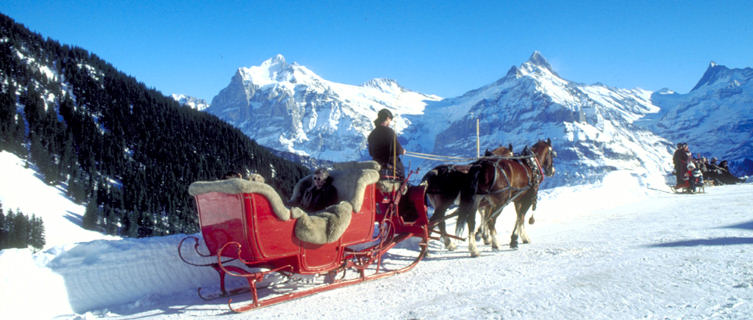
[456,139,556,256]
[423,145,513,251]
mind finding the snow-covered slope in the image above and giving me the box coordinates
[0,151,119,248]
[1,161,751,319]
[403,52,673,187]
[206,54,441,161]
[644,63,753,171]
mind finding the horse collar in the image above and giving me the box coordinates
[533,155,544,184]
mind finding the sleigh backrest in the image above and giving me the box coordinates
[290,161,380,213]
[189,178,305,221]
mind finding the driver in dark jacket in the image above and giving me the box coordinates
[673,143,689,185]
[368,108,405,179]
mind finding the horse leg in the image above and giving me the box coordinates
[440,211,457,251]
[490,214,501,250]
[474,215,486,243]
[475,206,490,245]
[457,197,480,257]
[483,217,493,246]
[509,219,520,249]
[510,201,525,249]
[516,197,534,244]
[466,212,479,257]
[437,206,457,251]
[428,194,457,251]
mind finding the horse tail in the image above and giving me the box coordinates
[455,165,483,235]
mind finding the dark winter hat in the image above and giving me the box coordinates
[378,108,393,120]
[374,108,394,125]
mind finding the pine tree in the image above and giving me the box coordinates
[29,215,45,249]
[0,85,16,150]
[126,209,139,237]
[0,203,7,247]
[82,195,99,230]
[29,133,57,185]
[10,209,30,248]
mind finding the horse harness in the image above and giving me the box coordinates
[475,150,546,222]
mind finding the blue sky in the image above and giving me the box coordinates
[3,1,752,101]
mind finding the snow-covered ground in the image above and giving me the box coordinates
[1,150,752,319]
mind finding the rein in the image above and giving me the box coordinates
[405,151,537,163]
[533,153,545,184]
[405,151,475,162]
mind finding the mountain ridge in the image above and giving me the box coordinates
[201,53,753,185]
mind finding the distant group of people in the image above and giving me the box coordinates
[673,142,747,193]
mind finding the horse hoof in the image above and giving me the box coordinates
[510,242,518,249]
[447,243,457,251]
[470,251,480,257]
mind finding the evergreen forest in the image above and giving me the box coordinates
[0,201,45,250]
[0,14,309,237]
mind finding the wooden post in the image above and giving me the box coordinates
[476,118,480,159]
[393,131,397,178]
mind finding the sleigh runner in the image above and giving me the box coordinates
[179,161,429,312]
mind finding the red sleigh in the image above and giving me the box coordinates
[178,161,429,312]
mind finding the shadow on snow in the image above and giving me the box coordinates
[647,237,753,248]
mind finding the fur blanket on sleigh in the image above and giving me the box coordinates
[188,161,380,245]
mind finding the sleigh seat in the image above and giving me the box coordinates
[288,161,381,244]
[188,161,380,256]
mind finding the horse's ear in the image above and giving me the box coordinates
[484,149,491,156]
[546,138,551,145]
[508,143,513,152]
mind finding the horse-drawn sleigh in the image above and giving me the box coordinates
[179,139,556,312]
[179,161,429,312]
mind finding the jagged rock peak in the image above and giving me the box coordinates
[527,51,554,71]
[362,78,403,91]
[691,61,730,91]
[236,54,313,85]
[267,54,286,65]
[258,54,292,71]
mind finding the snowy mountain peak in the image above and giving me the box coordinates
[691,62,729,91]
[270,53,286,64]
[527,51,555,72]
[206,58,441,161]
[234,55,324,89]
[690,61,753,92]
[256,54,290,72]
[362,78,404,93]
